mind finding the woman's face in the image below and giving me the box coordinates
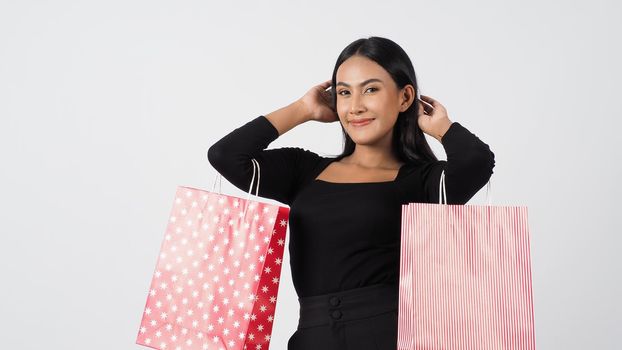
[335,55,411,147]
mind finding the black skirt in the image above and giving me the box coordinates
[287,283,399,350]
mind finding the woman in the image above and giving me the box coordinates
[207,36,495,350]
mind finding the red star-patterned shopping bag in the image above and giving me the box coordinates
[397,171,536,349]
[137,159,289,350]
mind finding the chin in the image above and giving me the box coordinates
[349,135,381,145]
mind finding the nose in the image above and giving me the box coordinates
[349,94,365,115]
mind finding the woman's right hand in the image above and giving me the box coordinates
[298,79,339,123]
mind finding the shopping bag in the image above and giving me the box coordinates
[397,170,536,349]
[137,159,290,350]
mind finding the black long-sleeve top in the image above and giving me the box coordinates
[207,115,495,298]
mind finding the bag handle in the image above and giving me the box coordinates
[242,158,261,220]
[211,158,261,221]
[439,169,493,205]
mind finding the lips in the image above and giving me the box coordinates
[350,118,375,126]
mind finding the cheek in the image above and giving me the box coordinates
[336,95,391,116]
[336,103,348,119]
[336,98,346,110]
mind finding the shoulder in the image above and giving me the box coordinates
[260,146,326,177]
[398,159,445,178]
[394,160,446,203]
[279,148,338,186]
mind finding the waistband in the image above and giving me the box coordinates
[297,283,399,329]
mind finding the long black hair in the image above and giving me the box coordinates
[329,36,438,165]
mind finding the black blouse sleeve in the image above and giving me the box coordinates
[420,122,496,204]
[207,115,320,206]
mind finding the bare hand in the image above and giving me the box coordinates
[298,79,339,123]
[417,95,453,141]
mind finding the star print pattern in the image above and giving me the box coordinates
[137,186,289,350]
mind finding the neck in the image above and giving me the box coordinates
[342,143,402,170]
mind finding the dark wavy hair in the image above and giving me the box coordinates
[329,36,438,165]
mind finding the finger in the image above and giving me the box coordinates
[320,89,333,103]
[320,79,332,89]
[419,100,434,114]
[418,101,430,116]
[419,95,436,106]
[418,97,434,109]
[421,95,442,110]
[420,95,446,112]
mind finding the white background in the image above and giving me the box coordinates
[1,0,620,349]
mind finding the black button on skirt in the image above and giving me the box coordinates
[287,283,399,350]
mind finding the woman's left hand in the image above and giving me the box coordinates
[417,95,453,142]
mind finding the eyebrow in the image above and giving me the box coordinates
[336,78,383,88]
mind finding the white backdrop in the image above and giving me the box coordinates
[1,0,620,349]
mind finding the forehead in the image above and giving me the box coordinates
[336,56,390,83]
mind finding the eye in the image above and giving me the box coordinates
[337,87,377,96]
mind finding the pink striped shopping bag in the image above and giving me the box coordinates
[137,159,290,350]
[397,170,536,349]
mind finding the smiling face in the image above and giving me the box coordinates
[335,55,410,147]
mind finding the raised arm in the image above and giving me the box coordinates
[208,80,340,205]
[420,122,495,204]
[207,101,317,206]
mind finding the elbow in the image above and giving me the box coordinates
[456,149,495,203]
[473,145,496,180]
[481,148,495,178]
[487,148,495,178]
[207,144,225,170]
[475,149,495,185]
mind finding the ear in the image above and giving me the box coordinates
[399,85,416,112]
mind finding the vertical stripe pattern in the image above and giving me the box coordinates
[397,203,535,349]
